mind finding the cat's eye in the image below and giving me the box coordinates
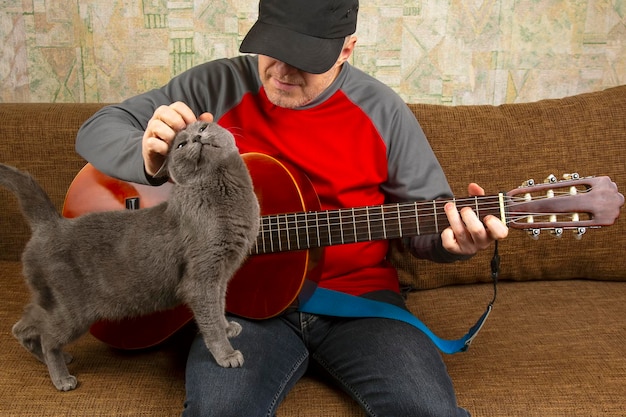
[199,124,207,132]
[177,142,187,149]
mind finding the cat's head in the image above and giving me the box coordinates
[164,121,239,184]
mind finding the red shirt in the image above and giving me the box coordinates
[220,87,399,295]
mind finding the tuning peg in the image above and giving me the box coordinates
[574,227,586,240]
[551,227,563,238]
[563,173,580,180]
[522,178,535,187]
[544,174,557,184]
[527,228,541,240]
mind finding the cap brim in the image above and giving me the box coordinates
[239,21,345,74]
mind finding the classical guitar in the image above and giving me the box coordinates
[62,153,624,349]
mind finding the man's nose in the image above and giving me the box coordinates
[274,60,297,75]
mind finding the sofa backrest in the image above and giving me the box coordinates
[0,103,106,262]
[392,85,626,289]
[1,86,625,288]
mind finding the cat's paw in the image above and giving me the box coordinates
[225,321,242,338]
[53,375,78,392]
[216,350,244,368]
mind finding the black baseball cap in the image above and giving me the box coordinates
[239,0,359,74]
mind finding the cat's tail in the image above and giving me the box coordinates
[0,163,61,227]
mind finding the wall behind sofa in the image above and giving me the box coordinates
[1,0,624,105]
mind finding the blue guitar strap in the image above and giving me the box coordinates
[297,242,500,355]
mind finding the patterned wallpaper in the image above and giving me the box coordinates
[1,0,624,105]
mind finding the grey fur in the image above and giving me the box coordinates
[0,122,260,391]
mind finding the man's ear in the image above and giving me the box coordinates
[337,35,357,65]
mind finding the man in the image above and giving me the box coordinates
[76,1,508,415]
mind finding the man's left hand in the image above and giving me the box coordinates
[441,183,509,256]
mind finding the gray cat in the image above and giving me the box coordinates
[0,121,260,391]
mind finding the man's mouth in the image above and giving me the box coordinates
[272,77,299,91]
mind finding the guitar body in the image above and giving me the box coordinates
[224,153,324,319]
[63,158,624,350]
[62,154,323,349]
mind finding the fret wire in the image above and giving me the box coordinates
[414,202,420,235]
[288,214,292,249]
[338,210,345,245]
[305,212,311,248]
[365,206,372,240]
[258,218,263,254]
[315,211,321,247]
[256,218,262,254]
[288,214,293,248]
[261,217,266,253]
[285,213,292,250]
[269,216,275,253]
[474,196,479,218]
[279,214,285,251]
[433,200,438,233]
[266,217,271,252]
[276,214,287,252]
[278,215,283,252]
[396,203,402,237]
[284,213,291,251]
[293,213,299,250]
[350,207,357,242]
[271,216,276,251]
[326,211,331,246]
[280,215,284,251]
[381,206,387,239]
[270,215,276,251]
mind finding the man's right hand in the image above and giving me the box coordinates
[142,102,214,176]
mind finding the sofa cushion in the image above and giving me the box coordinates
[3,258,623,417]
[408,279,626,417]
[393,86,626,289]
[0,103,106,262]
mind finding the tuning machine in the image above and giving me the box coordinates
[574,227,586,240]
[527,228,541,240]
[521,172,589,240]
[564,173,580,180]
[544,174,558,184]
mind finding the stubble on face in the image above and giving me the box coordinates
[258,56,340,109]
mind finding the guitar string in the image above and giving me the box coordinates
[253,189,592,252]
[257,189,590,229]
[257,194,589,229]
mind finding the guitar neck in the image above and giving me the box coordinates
[252,194,506,254]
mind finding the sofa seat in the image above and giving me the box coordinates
[2,261,623,416]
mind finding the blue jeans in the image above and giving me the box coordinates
[183,296,470,417]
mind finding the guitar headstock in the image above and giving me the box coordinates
[505,173,624,239]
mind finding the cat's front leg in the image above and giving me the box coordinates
[51,371,78,391]
[197,318,244,368]
[189,299,244,367]
[13,319,45,363]
[42,344,78,391]
[224,318,242,338]
[210,343,244,368]
[217,281,242,339]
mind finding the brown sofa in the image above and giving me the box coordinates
[1,86,625,416]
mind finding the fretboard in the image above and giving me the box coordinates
[252,194,506,254]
